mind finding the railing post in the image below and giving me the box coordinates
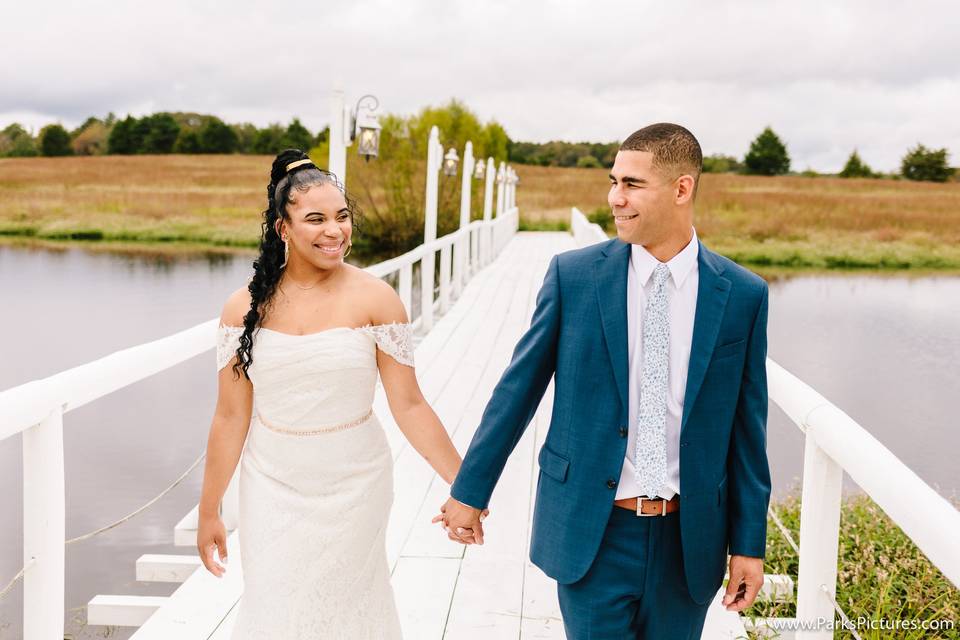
[439,244,451,313]
[421,126,441,331]
[454,142,474,297]
[795,431,843,639]
[481,158,495,266]
[328,88,348,185]
[399,263,413,320]
[22,406,65,640]
[495,162,505,220]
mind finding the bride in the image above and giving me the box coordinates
[196,149,481,638]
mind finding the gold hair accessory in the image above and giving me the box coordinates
[285,158,313,173]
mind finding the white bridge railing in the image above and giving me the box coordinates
[0,202,518,640]
[572,206,960,639]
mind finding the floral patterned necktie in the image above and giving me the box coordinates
[635,263,671,498]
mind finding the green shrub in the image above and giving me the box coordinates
[576,154,601,168]
[702,154,742,173]
[901,144,954,182]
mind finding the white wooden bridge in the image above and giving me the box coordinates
[2,177,959,638]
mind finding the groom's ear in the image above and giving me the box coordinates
[674,174,697,205]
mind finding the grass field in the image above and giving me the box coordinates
[753,493,960,639]
[2,155,959,270]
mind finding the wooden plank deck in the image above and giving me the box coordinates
[134,231,745,639]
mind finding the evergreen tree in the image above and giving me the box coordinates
[282,118,313,151]
[197,117,238,153]
[232,123,259,153]
[39,124,73,156]
[901,144,954,182]
[314,126,330,146]
[744,127,791,175]
[141,113,181,154]
[173,129,201,153]
[838,150,873,178]
[252,124,286,154]
[108,116,142,154]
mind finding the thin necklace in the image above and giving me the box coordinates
[288,277,321,291]
[284,266,340,291]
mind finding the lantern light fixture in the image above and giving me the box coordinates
[443,147,460,176]
[352,94,381,161]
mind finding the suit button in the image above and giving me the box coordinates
[606,479,617,489]
[618,426,627,438]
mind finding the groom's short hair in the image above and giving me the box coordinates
[620,123,702,194]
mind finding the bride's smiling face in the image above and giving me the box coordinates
[277,183,352,269]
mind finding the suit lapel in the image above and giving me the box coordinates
[681,241,731,435]
[594,239,631,414]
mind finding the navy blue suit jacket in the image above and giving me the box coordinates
[450,237,772,605]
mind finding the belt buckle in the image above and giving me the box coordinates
[636,497,667,517]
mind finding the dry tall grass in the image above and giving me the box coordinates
[516,164,960,269]
[2,156,959,268]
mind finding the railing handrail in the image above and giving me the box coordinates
[0,210,519,442]
[767,360,960,586]
[568,205,960,591]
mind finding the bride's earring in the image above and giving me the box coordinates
[343,242,352,259]
[281,237,289,269]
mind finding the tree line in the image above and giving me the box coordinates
[0,112,327,157]
[509,127,956,183]
[1,111,955,183]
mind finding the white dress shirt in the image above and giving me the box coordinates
[615,228,700,501]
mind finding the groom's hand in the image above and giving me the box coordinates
[723,555,764,611]
[432,497,486,545]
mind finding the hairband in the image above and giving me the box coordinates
[285,158,313,173]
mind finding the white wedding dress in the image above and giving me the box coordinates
[216,322,413,639]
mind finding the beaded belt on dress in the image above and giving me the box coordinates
[255,408,374,436]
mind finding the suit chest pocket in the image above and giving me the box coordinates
[711,338,746,362]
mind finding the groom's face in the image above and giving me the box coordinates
[608,150,677,246]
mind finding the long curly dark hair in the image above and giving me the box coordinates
[231,149,362,380]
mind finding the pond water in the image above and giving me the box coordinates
[1,243,957,638]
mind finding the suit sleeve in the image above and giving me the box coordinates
[450,255,562,510]
[727,283,772,558]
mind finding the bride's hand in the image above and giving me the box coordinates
[197,513,228,577]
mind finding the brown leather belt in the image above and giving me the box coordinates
[613,495,680,517]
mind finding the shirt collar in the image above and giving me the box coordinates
[630,227,699,288]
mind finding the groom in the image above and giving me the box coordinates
[440,123,771,638]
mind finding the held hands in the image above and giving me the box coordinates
[197,513,229,578]
[723,555,764,611]
[431,496,489,545]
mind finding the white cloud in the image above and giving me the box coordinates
[2,0,958,172]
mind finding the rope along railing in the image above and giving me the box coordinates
[765,505,864,640]
[0,452,207,600]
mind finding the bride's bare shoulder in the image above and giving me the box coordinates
[221,287,251,327]
[344,265,407,324]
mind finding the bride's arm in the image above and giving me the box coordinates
[197,290,254,575]
[371,281,462,486]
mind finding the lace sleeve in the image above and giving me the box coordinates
[216,324,245,372]
[364,322,415,367]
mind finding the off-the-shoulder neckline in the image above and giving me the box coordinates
[218,321,410,338]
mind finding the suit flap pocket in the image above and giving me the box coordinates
[538,445,569,483]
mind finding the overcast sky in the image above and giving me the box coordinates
[2,0,958,172]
